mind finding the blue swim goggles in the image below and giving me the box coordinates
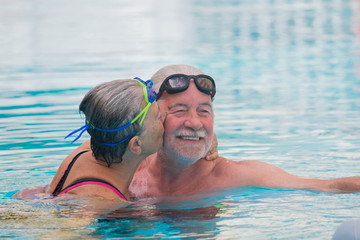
[65,78,156,146]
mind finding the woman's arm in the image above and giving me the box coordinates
[204,133,218,161]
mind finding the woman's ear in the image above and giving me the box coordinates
[127,136,142,155]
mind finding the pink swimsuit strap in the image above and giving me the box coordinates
[52,151,127,201]
[56,178,127,201]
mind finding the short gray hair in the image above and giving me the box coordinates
[79,79,144,166]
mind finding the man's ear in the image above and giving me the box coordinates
[127,136,142,155]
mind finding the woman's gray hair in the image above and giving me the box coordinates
[79,79,144,166]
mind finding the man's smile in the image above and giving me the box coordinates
[178,136,202,141]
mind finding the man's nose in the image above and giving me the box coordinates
[183,110,203,130]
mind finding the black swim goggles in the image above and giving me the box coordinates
[156,74,216,100]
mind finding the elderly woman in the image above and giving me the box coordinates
[13,78,164,205]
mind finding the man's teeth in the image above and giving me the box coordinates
[180,136,200,140]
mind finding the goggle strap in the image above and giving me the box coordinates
[134,78,152,103]
[142,84,149,103]
[64,123,89,143]
[95,131,137,146]
[139,103,151,125]
[133,78,144,84]
[89,120,132,132]
[130,102,151,125]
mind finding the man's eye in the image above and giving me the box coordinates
[174,109,186,113]
[199,109,211,115]
[169,107,186,114]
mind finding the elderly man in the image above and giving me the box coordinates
[129,64,360,197]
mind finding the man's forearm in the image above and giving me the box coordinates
[328,177,360,193]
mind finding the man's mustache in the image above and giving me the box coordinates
[175,130,207,138]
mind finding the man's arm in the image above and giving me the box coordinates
[226,160,360,193]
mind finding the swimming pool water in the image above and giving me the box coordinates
[1,0,360,239]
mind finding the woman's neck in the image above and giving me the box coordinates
[108,153,146,198]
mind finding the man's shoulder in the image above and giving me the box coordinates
[134,153,157,173]
[213,156,262,166]
[203,157,263,187]
[211,157,268,175]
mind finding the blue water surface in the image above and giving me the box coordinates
[1,0,360,239]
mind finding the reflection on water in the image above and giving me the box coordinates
[1,0,360,239]
[3,187,358,239]
[95,204,221,238]
[0,199,95,239]
[1,192,224,239]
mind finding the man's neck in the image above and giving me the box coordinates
[149,151,214,194]
[155,151,195,179]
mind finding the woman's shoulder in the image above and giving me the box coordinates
[12,184,50,200]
